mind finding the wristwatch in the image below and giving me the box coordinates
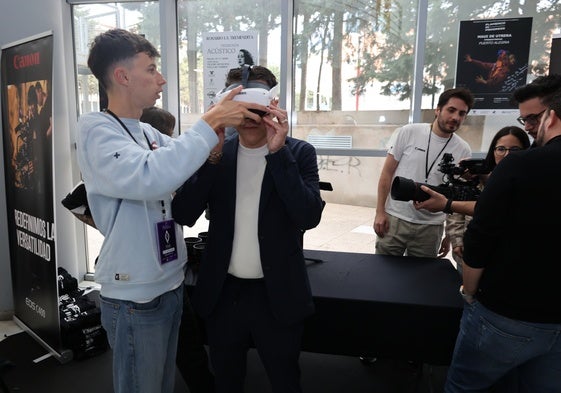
[459,285,475,302]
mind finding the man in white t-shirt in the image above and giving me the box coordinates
[373,87,474,258]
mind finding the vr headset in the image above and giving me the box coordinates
[215,65,279,117]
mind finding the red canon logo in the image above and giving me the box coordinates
[13,52,40,70]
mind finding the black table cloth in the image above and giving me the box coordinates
[186,249,463,366]
[301,250,463,365]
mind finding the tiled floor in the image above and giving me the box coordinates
[304,202,377,253]
[0,320,23,342]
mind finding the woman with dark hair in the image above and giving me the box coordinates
[482,125,530,172]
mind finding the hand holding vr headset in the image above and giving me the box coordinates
[211,64,288,155]
[202,84,269,133]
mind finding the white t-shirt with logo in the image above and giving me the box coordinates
[385,123,472,225]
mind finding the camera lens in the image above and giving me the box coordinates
[391,176,429,202]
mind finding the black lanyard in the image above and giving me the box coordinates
[425,126,452,182]
[105,109,152,149]
[104,109,166,219]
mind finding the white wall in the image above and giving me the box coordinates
[0,0,85,319]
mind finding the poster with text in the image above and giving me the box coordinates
[1,33,59,351]
[202,31,258,110]
[455,17,532,113]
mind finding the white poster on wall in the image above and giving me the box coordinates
[202,31,258,110]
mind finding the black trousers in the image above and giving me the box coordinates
[206,275,304,393]
[177,286,215,393]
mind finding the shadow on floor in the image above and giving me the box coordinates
[0,331,449,393]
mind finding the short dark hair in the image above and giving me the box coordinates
[437,87,474,112]
[511,74,561,104]
[225,65,278,90]
[483,126,530,171]
[140,106,176,137]
[87,29,159,90]
[540,90,561,120]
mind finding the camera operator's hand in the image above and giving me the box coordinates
[413,185,448,212]
[415,185,477,216]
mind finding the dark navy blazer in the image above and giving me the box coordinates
[172,136,323,325]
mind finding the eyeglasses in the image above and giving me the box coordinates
[516,109,546,126]
[494,146,522,155]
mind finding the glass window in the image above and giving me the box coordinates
[292,0,416,152]
[73,2,160,115]
[176,0,283,131]
[70,1,561,271]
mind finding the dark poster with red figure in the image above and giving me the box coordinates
[456,17,532,113]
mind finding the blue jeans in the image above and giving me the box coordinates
[100,285,183,393]
[445,300,561,393]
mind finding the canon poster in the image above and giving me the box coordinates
[1,33,59,350]
[455,17,533,113]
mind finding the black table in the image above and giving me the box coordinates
[301,250,463,365]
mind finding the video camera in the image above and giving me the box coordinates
[391,153,490,202]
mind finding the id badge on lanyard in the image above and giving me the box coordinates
[157,218,178,264]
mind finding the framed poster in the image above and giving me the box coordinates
[455,17,533,113]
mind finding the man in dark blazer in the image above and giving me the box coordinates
[172,65,323,393]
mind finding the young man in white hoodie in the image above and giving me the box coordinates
[76,28,268,393]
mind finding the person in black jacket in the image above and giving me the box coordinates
[444,92,561,392]
[172,65,323,393]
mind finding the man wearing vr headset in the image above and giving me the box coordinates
[172,65,323,393]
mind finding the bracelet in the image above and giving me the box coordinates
[207,150,223,164]
[459,285,475,301]
[443,198,453,214]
